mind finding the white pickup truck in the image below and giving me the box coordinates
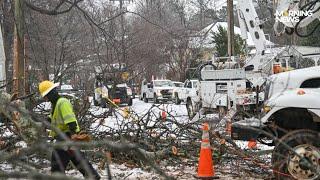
[231,66,320,180]
[173,79,199,105]
[140,79,174,103]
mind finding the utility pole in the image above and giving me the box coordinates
[110,0,131,67]
[227,0,235,60]
[13,0,25,96]
[0,24,6,90]
[120,0,125,66]
[24,35,29,95]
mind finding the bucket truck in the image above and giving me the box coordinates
[231,1,320,179]
[94,63,133,107]
[187,0,276,120]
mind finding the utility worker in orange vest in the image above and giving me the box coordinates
[38,80,100,179]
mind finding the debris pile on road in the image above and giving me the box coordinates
[0,95,276,179]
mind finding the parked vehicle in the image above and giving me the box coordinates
[108,83,133,106]
[140,79,174,103]
[57,84,84,99]
[172,81,184,88]
[94,63,133,107]
[187,65,264,119]
[173,79,199,105]
[94,79,133,107]
[231,66,320,180]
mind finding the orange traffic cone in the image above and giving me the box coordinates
[197,123,215,178]
[161,110,167,120]
[248,139,257,149]
[161,104,167,120]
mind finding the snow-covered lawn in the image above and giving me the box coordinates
[86,98,274,179]
[1,98,274,179]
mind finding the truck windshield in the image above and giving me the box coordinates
[154,81,173,87]
[264,80,271,100]
[174,82,184,87]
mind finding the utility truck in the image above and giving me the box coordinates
[94,63,133,107]
[232,66,320,180]
[140,79,174,103]
[173,79,199,105]
[230,0,320,179]
[187,0,287,120]
[187,63,264,119]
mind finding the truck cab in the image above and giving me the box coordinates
[231,66,320,180]
[232,66,320,139]
[140,79,174,103]
[173,79,199,105]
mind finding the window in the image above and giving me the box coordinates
[192,82,198,88]
[174,82,184,87]
[300,78,320,88]
[216,83,227,93]
[154,81,173,87]
[186,82,192,88]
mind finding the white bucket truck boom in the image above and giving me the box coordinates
[236,0,284,86]
[230,1,320,179]
[188,0,272,120]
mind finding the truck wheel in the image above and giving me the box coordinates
[218,106,227,119]
[231,110,251,122]
[272,129,320,180]
[128,98,133,106]
[101,98,107,108]
[93,96,99,106]
[186,100,195,119]
[174,93,181,105]
[143,94,148,103]
[153,94,159,104]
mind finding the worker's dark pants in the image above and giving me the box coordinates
[51,148,100,179]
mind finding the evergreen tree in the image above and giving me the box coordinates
[211,25,246,57]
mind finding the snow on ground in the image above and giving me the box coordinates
[86,98,274,179]
[90,98,189,133]
[1,97,274,179]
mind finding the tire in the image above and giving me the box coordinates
[231,110,253,122]
[186,100,196,119]
[100,98,107,108]
[153,94,159,104]
[143,94,148,103]
[218,106,226,120]
[128,98,133,106]
[174,93,181,105]
[93,96,99,106]
[272,129,320,180]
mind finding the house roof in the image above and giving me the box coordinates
[275,46,320,59]
[290,46,320,56]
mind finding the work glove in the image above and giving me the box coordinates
[71,131,91,142]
